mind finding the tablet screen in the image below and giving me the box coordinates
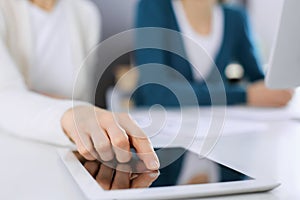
[74,148,253,190]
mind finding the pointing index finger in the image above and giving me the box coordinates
[131,137,160,170]
[117,114,160,170]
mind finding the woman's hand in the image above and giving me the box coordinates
[247,81,294,107]
[61,106,160,170]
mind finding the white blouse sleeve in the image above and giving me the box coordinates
[0,15,84,147]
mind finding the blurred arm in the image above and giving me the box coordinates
[0,14,83,147]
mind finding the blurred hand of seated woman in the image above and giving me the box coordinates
[61,106,160,171]
[247,81,294,107]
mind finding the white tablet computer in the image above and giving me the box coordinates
[59,147,279,200]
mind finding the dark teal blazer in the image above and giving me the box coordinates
[133,0,264,107]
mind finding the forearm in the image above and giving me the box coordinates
[0,89,88,147]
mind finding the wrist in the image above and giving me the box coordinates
[61,107,76,142]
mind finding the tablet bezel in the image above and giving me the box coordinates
[58,148,279,200]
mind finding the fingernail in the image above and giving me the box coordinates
[149,160,160,170]
[149,172,159,178]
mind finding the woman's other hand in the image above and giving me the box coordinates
[247,81,294,107]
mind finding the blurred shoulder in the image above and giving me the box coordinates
[0,0,13,37]
[71,0,101,20]
[71,0,101,30]
[138,0,170,11]
[222,4,249,23]
[70,0,101,43]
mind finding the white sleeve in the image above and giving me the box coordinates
[0,15,85,147]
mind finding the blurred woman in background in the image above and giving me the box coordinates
[134,0,293,107]
[0,0,159,170]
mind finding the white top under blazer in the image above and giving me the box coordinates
[172,0,224,82]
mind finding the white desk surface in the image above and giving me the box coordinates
[1,98,300,199]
